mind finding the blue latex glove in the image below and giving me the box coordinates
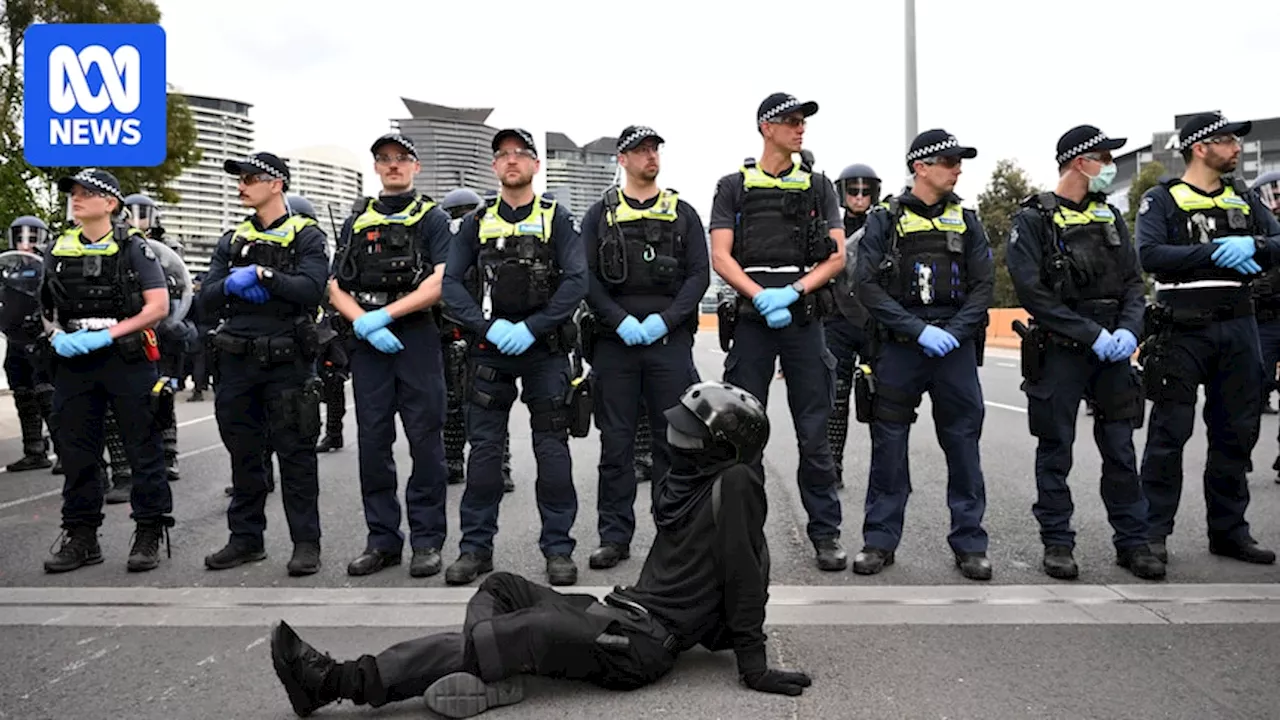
[51,330,87,358]
[1110,329,1138,363]
[1231,257,1263,275]
[764,308,792,329]
[80,329,113,353]
[499,322,536,355]
[1091,328,1115,362]
[753,286,801,315]
[640,314,668,344]
[366,327,403,354]
[485,319,515,347]
[1210,235,1256,269]
[917,325,959,357]
[353,308,393,340]
[224,265,259,296]
[617,316,648,346]
[240,285,270,304]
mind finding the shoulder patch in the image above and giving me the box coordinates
[141,242,156,261]
[1138,196,1151,216]
[1008,226,1019,246]
[449,218,463,234]
[572,215,582,234]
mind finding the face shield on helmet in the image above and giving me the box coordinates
[837,177,881,208]
[8,225,49,251]
[1257,179,1280,216]
[126,201,160,231]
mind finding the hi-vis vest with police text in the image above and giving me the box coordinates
[1032,194,1126,304]
[227,214,317,317]
[885,200,967,308]
[600,187,685,295]
[337,195,434,295]
[733,160,824,269]
[50,226,145,320]
[1158,179,1257,285]
[474,195,559,318]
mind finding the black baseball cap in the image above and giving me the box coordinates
[1178,112,1253,151]
[370,132,417,159]
[491,128,537,156]
[617,125,665,152]
[757,93,819,126]
[223,152,291,188]
[906,129,977,168]
[57,168,125,203]
[1056,125,1126,165]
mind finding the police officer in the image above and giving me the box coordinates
[1136,112,1280,567]
[41,169,174,573]
[202,152,328,576]
[826,163,877,489]
[854,129,994,580]
[1250,172,1280,477]
[581,125,708,570]
[439,188,514,492]
[313,297,348,452]
[268,382,813,718]
[441,128,589,586]
[1007,126,1165,581]
[330,133,452,578]
[709,93,847,571]
[2,216,55,472]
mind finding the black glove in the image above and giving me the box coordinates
[740,667,813,696]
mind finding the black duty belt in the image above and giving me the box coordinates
[1154,291,1254,325]
[211,333,298,363]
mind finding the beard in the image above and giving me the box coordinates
[1208,152,1238,174]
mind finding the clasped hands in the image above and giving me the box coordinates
[223,264,270,304]
[1210,235,1261,275]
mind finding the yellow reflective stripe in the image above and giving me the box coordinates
[1052,201,1116,228]
[897,204,967,234]
[478,196,556,243]
[233,215,316,247]
[607,189,680,225]
[1168,183,1251,213]
[740,164,812,191]
[351,197,437,233]
[50,227,127,256]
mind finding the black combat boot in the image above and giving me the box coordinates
[6,389,52,472]
[445,552,494,586]
[44,526,103,573]
[271,620,338,717]
[1042,545,1079,580]
[127,521,171,572]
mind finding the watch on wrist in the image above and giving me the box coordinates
[789,280,805,295]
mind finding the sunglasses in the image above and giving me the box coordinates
[769,115,807,128]
[921,156,962,169]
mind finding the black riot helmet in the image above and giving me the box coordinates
[286,194,318,219]
[1253,171,1280,217]
[8,216,50,251]
[441,188,485,220]
[663,381,769,465]
[836,163,881,209]
[124,193,160,231]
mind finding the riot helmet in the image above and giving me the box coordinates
[286,194,318,219]
[8,216,49,251]
[663,381,769,465]
[124,193,160,231]
[441,188,485,220]
[1253,171,1280,217]
[836,163,881,210]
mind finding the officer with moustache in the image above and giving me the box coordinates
[1007,125,1165,581]
[202,153,328,577]
[580,125,709,570]
[441,128,589,587]
[1136,112,1280,567]
[329,133,452,578]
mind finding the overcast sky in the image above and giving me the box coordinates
[154,0,1280,218]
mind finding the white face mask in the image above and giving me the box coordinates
[1084,162,1117,192]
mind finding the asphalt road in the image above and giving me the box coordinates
[2,332,1279,719]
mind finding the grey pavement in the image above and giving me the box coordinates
[1,331,1279,719]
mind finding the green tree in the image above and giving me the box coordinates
[1124,160,1167,228]
[977,159,1042,308]
[1,1,201,227]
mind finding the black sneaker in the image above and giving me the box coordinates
[287,543,322,576]
[1042,545,1078,580]
[424,672,524,719]
[44,527,103,573]
[205,542,267,570]
[446,552,493,586]
[271,620,337,717]
[127,523,170,572]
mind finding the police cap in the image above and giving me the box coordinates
[1056,125,1126,165]
[370,133,417,159]
[1177,112,1252,151]
[56,168,125,203]
[906,129,977,169]
[757,92,819,126]
[491,128,537,157]
[223,152,291,189]
[617,125,665,153]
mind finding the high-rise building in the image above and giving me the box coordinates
[389,98,499,201]
[278,146,365,246]
[159,93,254,273]
[543,132,618,217]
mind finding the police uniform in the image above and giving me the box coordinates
[580,125,710,570]
[332,132,453,578]
[1135,113,1280,565]
[854,129,994,580]
[201,153,329,576]
[268,383,814,718]
[314,302,348,452]
[440,128,589,587]
[41,169,174,574]
[709,94,845,571]
[1007,125,1164,580]
[2,216,56,472]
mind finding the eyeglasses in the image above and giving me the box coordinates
[375,153,415,165]
[68,186,109,198]
[238,173,277,186]
[769,115,806,128]
[1081,152,1114,164]
[1202,135,1242,147]
[493,148,536,161]
[921,156,962,169]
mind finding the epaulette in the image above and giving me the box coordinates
[602,184,621,211]
[742,157,757,169]
[350,196,369,214]
[1229,176,1250,196]
[538,195,556,210]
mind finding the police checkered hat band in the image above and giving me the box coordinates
[1057,132,1108,164]
[58,169,124,202]
[907,137,960,162]
[371,133,417,158]
[246,156,285,180]
[617,126,664,152]
[1180,118,1226,150]
[760,98,802,124]
[756,93,819,126]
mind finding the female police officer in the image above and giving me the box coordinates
[41,169,174,574]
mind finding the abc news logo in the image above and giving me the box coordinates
[48,44,143,146]
[23,24,167,167]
